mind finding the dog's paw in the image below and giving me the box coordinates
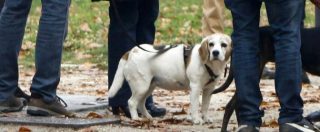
[192,117,204,125]
[203,116,214,124]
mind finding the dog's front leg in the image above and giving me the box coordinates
[201,88,215,123]
[190,83,204,125]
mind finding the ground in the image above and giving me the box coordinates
[1,64,320,132]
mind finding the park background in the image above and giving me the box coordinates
[3,0,320,131]
[20,0,317,69]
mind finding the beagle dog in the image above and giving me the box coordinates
[108,33,232,124]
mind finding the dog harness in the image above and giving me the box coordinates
[204,64,219,86]
[183,44,194,68]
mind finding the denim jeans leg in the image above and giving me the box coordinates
[30,0,71,103]
[228,0,264,126]
[265,0,304,124]
[108,0,139,107]
[0,0,32,101]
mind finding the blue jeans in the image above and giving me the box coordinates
[226,0,304,126]
[0,0,70,103]
[108,0,159,107]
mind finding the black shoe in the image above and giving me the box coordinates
[112,104,166,118]
[14,87,30,103]
[111,106,131,118]
[279,118,320,132]
[146,104,166,117]
[27,96,74,117]
[307,110,320,122]
[236,125,259,132]
[0,96,25,113]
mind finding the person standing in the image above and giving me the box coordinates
[0,0,73,116]
[202,0,225,35]
[226,0,318,131]
[108,0,166,117]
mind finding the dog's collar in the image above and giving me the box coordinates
[205,64,219,86]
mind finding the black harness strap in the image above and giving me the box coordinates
[183,45,194,68]
[205,64,219,86]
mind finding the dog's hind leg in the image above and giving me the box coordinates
[137,83,156,119]
[127,79,152,120]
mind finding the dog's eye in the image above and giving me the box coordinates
[208,43,214,47]
[221,43,227,48]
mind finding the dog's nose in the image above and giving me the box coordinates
[212,51,219,56]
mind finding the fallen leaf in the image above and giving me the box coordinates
[86,112,103,119]
[262,119,278,128]
[19,126,31,132]
[80,23,92,32]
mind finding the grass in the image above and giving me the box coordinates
[19,0,316,69]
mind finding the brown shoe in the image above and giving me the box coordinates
[27,96,74,117]
[0,96,25,113]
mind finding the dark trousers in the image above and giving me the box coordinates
[108,0,159,107]
[0,0,3,11]
[0,0,70,102]
[226,0,304,126]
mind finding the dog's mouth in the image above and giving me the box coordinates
[213,57,220,60]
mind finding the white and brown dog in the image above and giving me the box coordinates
[108,33,232,124]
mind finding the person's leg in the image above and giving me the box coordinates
[227,0,263,127]
[0,0,32,101]
[202,0,224,36]
[265,0,304,124]
[0,0,32,112]
[108,0,138,111]
[30,0,71,103]
[136,0,158,44]
[265,1,319,131]
[26,0,73,117]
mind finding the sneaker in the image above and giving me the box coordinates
[236,125,259,132]
[0,96,25,113]
[27,96,74,117]
[279,118,320,132]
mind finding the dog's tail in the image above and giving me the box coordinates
[108,55,128,98]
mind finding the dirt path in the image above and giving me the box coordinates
[1,64,320,132]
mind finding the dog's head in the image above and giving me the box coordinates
[199,33,232,63]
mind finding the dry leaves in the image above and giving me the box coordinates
[86,112,103,119]
[18,126,31,132]
[262,119,278,128]
[80,23,92,32]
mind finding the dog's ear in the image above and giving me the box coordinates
[199,37,209,63]
[222,34,232,61]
